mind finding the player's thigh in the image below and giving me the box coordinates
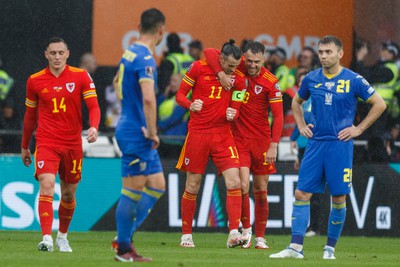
[145,172,166,190]
[177,132,211,174]
[211,133,240,174]
[325,140,353,196]
[249,138,276,175]
[235,136,251,169]
[297,140,326,193]
[59,147,83,184]
[34,145,61,179]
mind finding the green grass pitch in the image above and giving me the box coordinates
[0,231,399,266]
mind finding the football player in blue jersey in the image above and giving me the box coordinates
[270,35,386,260]
[113,8,166,262]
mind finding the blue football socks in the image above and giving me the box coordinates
[131,186,165,234]
[327,201,346,247]
[116,187,142,252]
[291,200,310,246]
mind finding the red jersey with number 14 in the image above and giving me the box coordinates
[176,59,247,133]
[25,65,98,148]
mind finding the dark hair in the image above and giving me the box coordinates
[243,40,265,55]
[167,33,183,53]
[299,46,319,68]
[47,37,68,49]
[318,35,343,50]
[221,39,242,60]
[271,47,287,60]
[189,40,203,50]
[140,8,165,34]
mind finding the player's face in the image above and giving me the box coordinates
[318,43,343,70]
[220,55,241,75]
[244,50,264,77]
[45,42,69,71]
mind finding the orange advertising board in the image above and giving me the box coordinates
[93,0,353,67]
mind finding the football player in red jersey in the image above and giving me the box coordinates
[204,40,284,249]
[176,39,247,248]
[21,37,100,253]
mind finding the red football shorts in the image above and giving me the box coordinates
[234,135,276,175]
[176,131,240,175]
[34,145,83,184]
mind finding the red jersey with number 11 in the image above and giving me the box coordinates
[176,59,247,133]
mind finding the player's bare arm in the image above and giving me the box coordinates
[141,80,159,148]
[338,93,386,141]
[292,94,313,138]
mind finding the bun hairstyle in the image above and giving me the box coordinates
[221,38,242,60]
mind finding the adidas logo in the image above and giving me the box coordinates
[41,88,49,94]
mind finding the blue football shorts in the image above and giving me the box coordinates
[297,139,353,196]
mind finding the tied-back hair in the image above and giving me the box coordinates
[319,35,343,50]
[243,40,265,55]
[140,8,165,34]
[221,39,242,60]
[47,37,68,49]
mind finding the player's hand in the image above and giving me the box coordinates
[226,107,237,121]
[217,71,233,91]
[141,126,160,149]
[300,124,314,138]
[86,127,98,143]
[338,125,362,141]
[21,148,32,167]
[190,99,203,112]
[290,141,298,155]
[265,142,278,163]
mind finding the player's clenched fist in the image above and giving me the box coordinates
[226,107,237,121]
[190,99,203,112]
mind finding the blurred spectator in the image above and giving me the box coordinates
[157,73,188,157]
[104,83,121,131]
[267,47,290,92]
[0,55,15,107]
[384,123,400,162]
[158,33,194,95]
[351,40,399,137]
[282,69,308,137]
[0,98,21,153]
[79,52,107,131]
[240,39,252,53]
[287,47,319,88]
[188,39,203,60]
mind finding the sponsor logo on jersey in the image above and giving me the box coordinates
[254,85,263,94]
[41,88,49,94]
[325,93,332,105]
[204,76,210,81]
[185,158,190,165]
[38,161,44,169]
[66,83,75,92]
[144,55,152,60]
[325,82,335,90]
[314,83,322,88]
